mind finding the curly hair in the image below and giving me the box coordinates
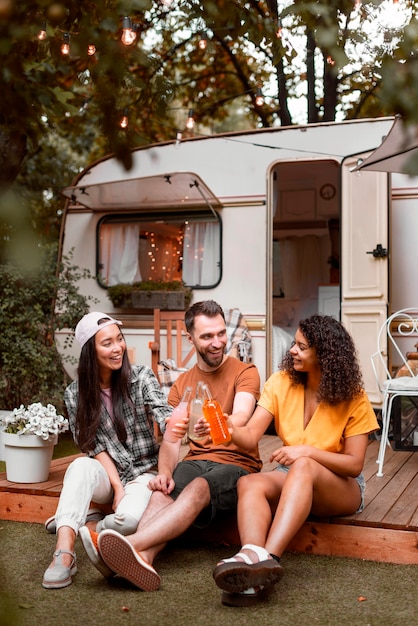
[280,314,364,405]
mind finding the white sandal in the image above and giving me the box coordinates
[213,544,283,593]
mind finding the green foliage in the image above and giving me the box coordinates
[0,246,95,411]
[2,0,416,191]
[107,280,192,307]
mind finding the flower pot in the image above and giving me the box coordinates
[2,432,58,483]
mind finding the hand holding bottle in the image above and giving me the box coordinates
[164,386,192,443]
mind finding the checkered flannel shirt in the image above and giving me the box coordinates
[64,365,172,485]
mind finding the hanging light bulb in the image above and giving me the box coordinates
[326,56,335,65]
[37,22,47,41]
[87,44,96,56]
[61,32,70,55]
[121,16,137,45]
[276,18,283,38]
[198,31,208,50]
[255,87,264,107]
[119,109,129,129]
[186,109,195,130]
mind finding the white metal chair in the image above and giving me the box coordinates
[371,307,418,476]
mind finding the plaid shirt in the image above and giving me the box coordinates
[64,365,172,485]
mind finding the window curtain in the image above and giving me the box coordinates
[100,223,141,285]
[279,235,329,298]
[182,223,219,286]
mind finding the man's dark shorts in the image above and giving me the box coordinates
[171,460,249,528]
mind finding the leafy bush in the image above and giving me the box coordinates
[107,280,192,308]
[0,246,95,412]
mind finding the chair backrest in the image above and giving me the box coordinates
[149,309,195,379]
[149,307,252,388]
[372,308,418,388]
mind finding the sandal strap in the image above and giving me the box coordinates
[54,549,76,558]
[220,551,253,566]
[241,544,271,562]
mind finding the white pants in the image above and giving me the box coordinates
[55,456,156,536]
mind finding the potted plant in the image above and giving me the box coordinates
[107,280,193,311]
[1,403,69,483]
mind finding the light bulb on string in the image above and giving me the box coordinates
[186,109,195,130]
[61,33,70,55]
[121,16,137,45]
[87,44,96,56]
[326,56,335,65]
[37,22,47,41]
[119,109,129,129]
[198,31,208,50]
[255,87,264,107]
[276,18,283,38]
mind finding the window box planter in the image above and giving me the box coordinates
[107,281,193,311]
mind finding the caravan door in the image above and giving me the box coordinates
[340,155,389,406]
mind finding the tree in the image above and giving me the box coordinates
[1,0,417,193]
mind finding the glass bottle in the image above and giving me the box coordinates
[188,381,206,442]
[164,386,192,443]
[202,384,231,445]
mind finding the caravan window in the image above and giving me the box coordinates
[97,213,222,289]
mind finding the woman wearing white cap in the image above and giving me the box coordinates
[42,312,174,589]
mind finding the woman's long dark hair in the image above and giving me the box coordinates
[281,314,364,405]
[75,332,134,452]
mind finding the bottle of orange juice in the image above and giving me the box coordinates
[201,384,231,445]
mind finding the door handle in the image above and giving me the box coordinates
[366,244,388,258]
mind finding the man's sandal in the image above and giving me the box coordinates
[213,544,284,593]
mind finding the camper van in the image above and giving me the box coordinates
[58,116,418,408]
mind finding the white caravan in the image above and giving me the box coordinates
[58,116,418,408]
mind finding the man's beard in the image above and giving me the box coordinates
[198,347,225,369]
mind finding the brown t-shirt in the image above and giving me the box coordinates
[168,356,262,473]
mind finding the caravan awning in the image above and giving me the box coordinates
[61,172,223,213]
[354,116,418,174]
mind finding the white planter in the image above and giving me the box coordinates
[2,432,58,483]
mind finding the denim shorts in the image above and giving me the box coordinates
[171,460,249,528]
[274,464,366,513]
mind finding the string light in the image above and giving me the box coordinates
[198,31,208,50]
[119,108,129,128]
[255,87,264,107]
[61,32,70,55]
[121,16,137,46]
[186,109,195,130]
[276,18,283,39]
[37,22,47,41]
[87,44,96,56]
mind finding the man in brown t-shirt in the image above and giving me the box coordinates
[91,300,261,590]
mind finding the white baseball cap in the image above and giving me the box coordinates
[75,312,123,348]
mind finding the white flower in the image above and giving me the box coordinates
[1,402,69,441]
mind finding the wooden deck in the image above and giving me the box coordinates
[0,436,417,565]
